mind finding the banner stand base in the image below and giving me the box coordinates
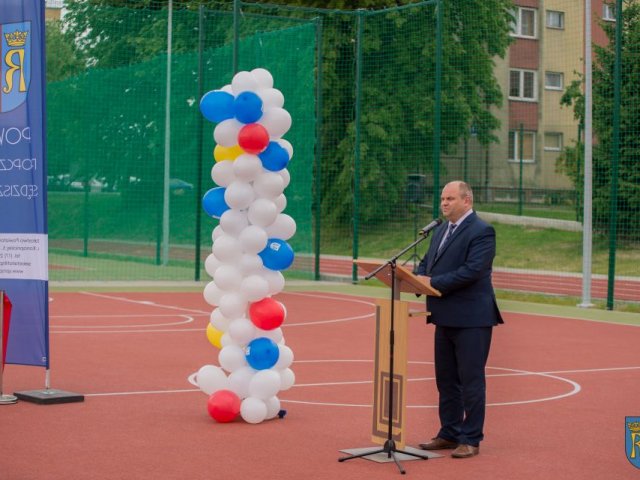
[14,389,84,405]
[0,394,18,404]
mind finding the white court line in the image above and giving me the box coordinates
[85,364,640,406]
[50,291,376,332]
[79,291,209,314]
[51,314,196,329]
[61,291,633,407]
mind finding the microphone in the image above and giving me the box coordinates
[418,218,443,236]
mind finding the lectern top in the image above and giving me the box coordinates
[354,260,441,297]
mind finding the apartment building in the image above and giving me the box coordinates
[458,1,615,201]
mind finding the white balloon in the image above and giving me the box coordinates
[263,269,285,295]
[241,396,268,424]
[213,264,243,291]
[249,369,282,400]
[273,194,287,213]
[277,139,293,160]
[219,292,248,319]
[233,153,263,182]
[212,225,225,241]
[204,253,222,278]
[247,198,278,227]
[212,234,242,262]
[210,307,231,332]
[274,345,294,370]
[228,366,256,399]
[255,326,283,344]
[220,84,233,94]
[224,181,255,210]
[259,108,292,138]
[251,68,274,89]
[238,225,269,255]
[277,168,291,189]
[232,71,259,94]
[265,213,296,240]
[214,118,243,146]
[228,317,257,345]
[211,160,236,187]
[219,344,247,373]
[253,172,285,198]
[203,281,224,306]
[279,368,296,390]
[257,88,284,108]
[238,253,264,275]
[220,332,234,348]
[264,396,281,419]
[219,209,249,237]
[240,274,270,302]
[196,365,229,395]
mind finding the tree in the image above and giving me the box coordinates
[46,20,84,82]
[558,0,640,241]
[56,0,514,226]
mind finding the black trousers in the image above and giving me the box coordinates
[433,325,493,447]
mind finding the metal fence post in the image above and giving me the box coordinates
[607,0,623,310]
[352,11,363,283]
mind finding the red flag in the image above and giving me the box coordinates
[1,293,12,370]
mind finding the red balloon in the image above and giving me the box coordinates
[207,389,241,423]
[249,297,285,330]
[238,123,270,154]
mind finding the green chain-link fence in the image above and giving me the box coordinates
[47,2,316,281]
[46,0,639,309]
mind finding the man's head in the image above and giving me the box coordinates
[440,181,473,223]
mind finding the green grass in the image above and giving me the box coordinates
[320,220,639,277]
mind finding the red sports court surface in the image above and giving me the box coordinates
[2,289,640,479]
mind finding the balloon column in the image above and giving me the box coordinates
[194,69,295,424]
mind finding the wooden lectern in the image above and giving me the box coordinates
[355,260,441,450]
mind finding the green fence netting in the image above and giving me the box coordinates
[44,0,639,309]
[47,4,315,281]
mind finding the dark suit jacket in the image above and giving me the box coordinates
[416,211,503,328]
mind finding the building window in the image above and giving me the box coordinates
[511,7,537,38]
[544,132,563,151]
[509,69,537,101]
[603,4,616,22]
[545,72,564,90]
[546,10,565,29]
[508,131,536,163]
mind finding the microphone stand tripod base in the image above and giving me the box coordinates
[339,442,441,475]
[339,445,441,464]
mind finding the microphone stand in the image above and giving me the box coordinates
[339,227,436,474]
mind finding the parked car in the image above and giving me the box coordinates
[169,178,194,196]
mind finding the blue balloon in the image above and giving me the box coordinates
[202,187,229,218]
[258,238,295,271]
[246,337,280,370]
[234,91,263,124]
[200,90,235,123]
[259,142,290,172]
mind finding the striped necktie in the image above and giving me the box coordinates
[438,223,457,253]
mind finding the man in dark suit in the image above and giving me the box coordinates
[415,180,503,458]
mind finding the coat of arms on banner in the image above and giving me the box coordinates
[626,417,640,469]
[1,21,31,113]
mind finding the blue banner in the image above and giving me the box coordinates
[0,1,48,368]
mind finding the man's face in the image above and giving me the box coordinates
[440,183,471,223]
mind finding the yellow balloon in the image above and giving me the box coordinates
[206,323,223,349]
[214,144,244,162]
